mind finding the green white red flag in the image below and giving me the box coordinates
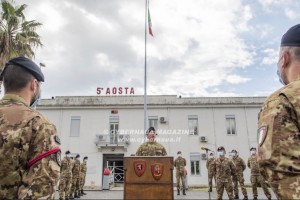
[148,7,153,36]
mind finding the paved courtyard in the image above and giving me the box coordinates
[55,187,276,199]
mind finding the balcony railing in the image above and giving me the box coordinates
[95,133,130,150]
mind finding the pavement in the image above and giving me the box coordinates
[55,187,276,199]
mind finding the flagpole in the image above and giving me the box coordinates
[144,0,148,139]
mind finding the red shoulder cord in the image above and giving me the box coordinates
[26,147,61,169]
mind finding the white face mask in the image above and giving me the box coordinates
[217,151,224,157]
[178,154,182,157]
[251,150,256,155]
[232,152,237,157]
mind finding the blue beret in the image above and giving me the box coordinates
[281,24,300,47]
[0,56,44,82]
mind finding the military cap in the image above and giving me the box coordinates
[83,156,88,160]
[231,149,237,153]
[209,152,214,156]
[281,24,300,47]
[0,56,45,82]
[250,147,256,151]
[177,151,182,154]
[217,146,225,151]
[146,126,156,134]
[65,150,71,155]
[75,154,80,158]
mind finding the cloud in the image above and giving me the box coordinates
[261,48,278,65]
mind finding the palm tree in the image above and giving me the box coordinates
[0,0,42,70]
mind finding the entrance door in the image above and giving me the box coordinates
[103,154,124,184]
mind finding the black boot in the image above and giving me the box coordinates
[234,194,239,199]
[208,186,212,192]
[81,190,87,195]
[183,189,186,195]
[253,197,258,200]
[177,189,180,195]
[74,192,80,198]
[243,196,248,200]
[69,194,74,200]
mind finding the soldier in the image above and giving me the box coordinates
[79,156,88,196]
[230,149,248,200]
[213,146,236,200]
[59,150,73,200]
[257,24,300,199]
[248,147,271,200]
[0,57,61,199]
[70,154,81,199]
[174,151,186,195]
[206,152,215,192]
[136,127,167,156]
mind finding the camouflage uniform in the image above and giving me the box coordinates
[257,77,300,199]
[247,155,271,200]
[0,94,61,199]
[79,160,87,193]
[59,156,72,199]
[70,157,81,198]
[174,155,186,194]
[206,157,215,192]
[213,157,236,200]
[136,141,167,156]
[231,155,247,198]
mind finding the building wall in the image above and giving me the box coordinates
[38,95,265,188]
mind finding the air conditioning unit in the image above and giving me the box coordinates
[160,117,167,123]
[199,136,207,143]
[201,153,207,160]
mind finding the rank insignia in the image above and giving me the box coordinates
[134,160,146,177]
[151,163,164,180]
[258,125,268,146]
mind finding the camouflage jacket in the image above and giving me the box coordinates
[80,160,87,175]
[247,155,260,176]
[61,156,72,176]
[232,156,246,174]
[213,157,236,182]
[174,156,186,173]
[136,141,167,156]
[0,94,61,199]
[258,77,300,181]
[206,157,215,173]
[72,159,81,178]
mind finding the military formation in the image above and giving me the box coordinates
[206,146,272,200]
[58,151,88,200]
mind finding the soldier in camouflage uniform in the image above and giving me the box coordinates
[213,146,236,200]
[79,156,88,196]
[230,150,248,200]
[258,24,300,199]
[206,152,215,192]
[248,147,271,200]
[70,154,81,199]
[59,150,72,200]
[174,151,186,195]
[0,57,61,199]
[136,127,167,156]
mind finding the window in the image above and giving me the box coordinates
[188,115,198,135]
[148,116,158,130]
[110,116,119,144]
[70,116,81,137]
[226,115,236,135]
[190,152,201,175]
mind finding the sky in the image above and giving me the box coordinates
[14,0,300,99]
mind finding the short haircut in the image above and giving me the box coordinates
[3,65,34,93]
[281,46,300,62]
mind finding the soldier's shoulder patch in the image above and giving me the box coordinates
[257,125,268,146]
[54,136,61,144]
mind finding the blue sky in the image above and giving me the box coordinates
[15,0,300,98]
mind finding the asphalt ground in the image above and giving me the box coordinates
[55,187,276,200]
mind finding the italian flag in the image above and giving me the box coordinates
[148,7,153,37]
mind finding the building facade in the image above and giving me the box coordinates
[38,95,265,189]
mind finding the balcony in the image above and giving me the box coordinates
[95,133,130,152]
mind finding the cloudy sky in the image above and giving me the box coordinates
[15,0,300,98]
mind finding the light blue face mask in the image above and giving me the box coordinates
[277,69,286,85]
[217,151,224,157]
[30,85,41,109]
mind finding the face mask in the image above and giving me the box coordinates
[30,82,41,109]
[217,151,224,157]
[178,154,182,157]
[277,69,287,85]
[232,152,237,157]
[209,155,214,158]
[251,150,256,155]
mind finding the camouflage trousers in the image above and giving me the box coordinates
[58,174,72,198]
[216,179,234,200]
[232,173,247,197]
[250,175,271,199]
[208,172,215,189]
[79,173,86,190]
[266,174,300,200]
[176,171,185,190]
[71,175,80,195]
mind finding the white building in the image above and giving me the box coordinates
[38,95,265,189]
